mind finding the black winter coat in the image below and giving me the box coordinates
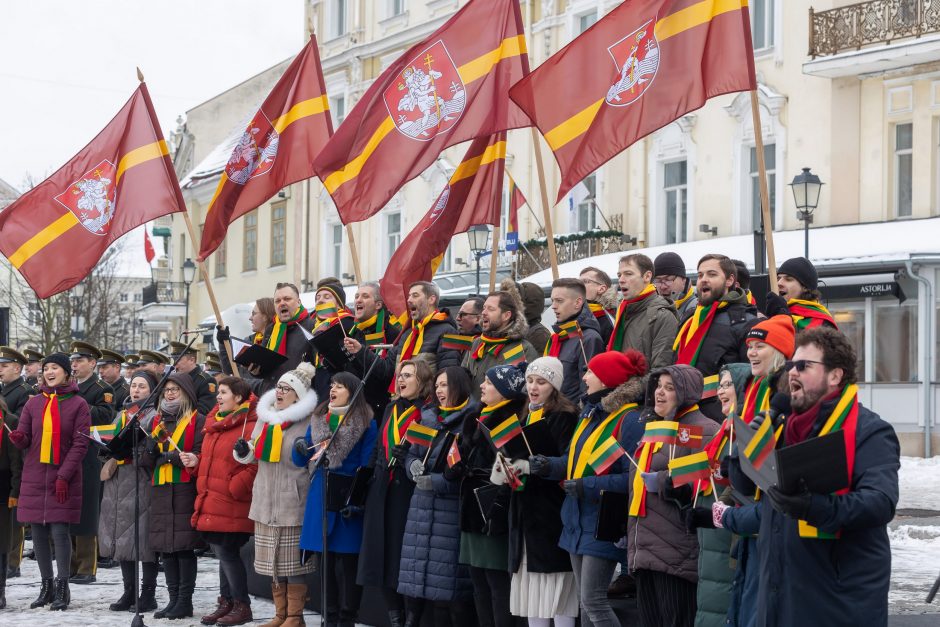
[72,374,115,536]
[508,407,576,574]
[550,306,605,403]
[755,400,899,627]
[226,317,317,395]
[356,311,461,387]
[347,309,400,419]
[357,396,419,590]
[1,378,34,416]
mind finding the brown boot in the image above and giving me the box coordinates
[201,596,234,625]
[281,583,307,627]
[216,599,253,626]
[259,583,288,627]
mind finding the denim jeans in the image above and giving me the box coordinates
[569,553,619,627]
[210,543,250,604]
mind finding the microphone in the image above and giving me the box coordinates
[369,344,395,350]
[180,328,207,335]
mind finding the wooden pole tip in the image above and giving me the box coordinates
[136,67,145,82]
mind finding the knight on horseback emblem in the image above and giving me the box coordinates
[605,19,660,107]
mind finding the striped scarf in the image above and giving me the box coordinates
[741,376,771,424]
[608,284,657,351]
[152,411,198,485]
[479,398,513,425]
[266,306,309,356]
[438,399,469,423]
[40,392,73,465]
[471,335,510,361]
[216,401,250,422]
[674,284,694,310]
[382,401,419,462]
[357,308,399,357]
[788,298,837,330]
[388,310,450,392]
[673,301,729,366]
[567,403,634,480]
[254,419,289,463]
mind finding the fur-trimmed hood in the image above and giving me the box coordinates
[496,278,531,340]
[255,387,319,426]
[309,407,371,470]
[601,376,645,412]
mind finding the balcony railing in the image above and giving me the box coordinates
[810,0,940,58]
[517,230,636,278]
[141,281,187,306]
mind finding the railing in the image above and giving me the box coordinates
[517,229,636,278]
[809,0,940,58]
[141,281,187,306]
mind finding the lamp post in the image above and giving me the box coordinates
[789,167,824,258]
[72,280,85,340]
[467,225,490,296]
[182,258,196,331]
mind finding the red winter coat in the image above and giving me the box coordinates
[191,397,259,534]
[14,382,90,525]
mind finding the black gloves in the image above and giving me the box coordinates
[767,481,813,520]
[233,438,250,458]
[390,444,409,464]
[562,479,582,498]
[764,291,790,317]
[682,506,715,533]
[529,454,551,478]
[443,461,465,482]
[216,325,231,343]
[340,505,363,519]
[662,476,693,507]
[144,437,160,457]
[293,437,310,458]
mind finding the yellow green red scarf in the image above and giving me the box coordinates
[254,419,290,463]
[471,335,510,361]
[438,399,469,422]
[788,298,837,330]
[673,301,729,366]
[608,284,657,351]
[266,306,309,356]
[40,392,73,465]
[382,401,419,462]
[152,411,198,485]
[567,403,635,480]
[674,284,694,310]
[742,376,771,425]
[388,310,449,392]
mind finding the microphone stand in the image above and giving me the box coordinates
[310,344,384,625]
[124,331,199,627]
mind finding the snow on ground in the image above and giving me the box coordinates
[889,522,940,614]
[897,456,940,512]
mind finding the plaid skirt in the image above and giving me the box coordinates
[253,522,315,578]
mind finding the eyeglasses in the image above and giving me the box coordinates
[456,312,479,319]
[718,381,735,390]
[784,359,825,372]
[653,276,678,286]
[163,386,181,395]
[275,384,295,394]
[581,277,605,287]
[397,372,414,380]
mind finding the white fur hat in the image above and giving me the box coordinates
[278,362,316,400]
[526,357,564,392]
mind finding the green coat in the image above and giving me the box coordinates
[695,493,735,627]
[461,314,537,401]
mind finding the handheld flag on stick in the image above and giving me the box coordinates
[446,437,462,468]
[668,451,712,487]
[743,414,777,470]
[641,420,679,445]
[675,424,704,449]
[486,413,529,454]
[588,437,625,476]
[404,421,437,447]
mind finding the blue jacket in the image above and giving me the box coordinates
[293,416,377,554]
[755,400,899,627]
[723,504,761,627]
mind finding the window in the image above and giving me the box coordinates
[243,210,257,272]
[577,10,598,34]
[178,233,186,273]
[875,300,917,381]
[385,212,402,264]
[831,303,866,381]
[895,123,913,217]
[215,237,227,278]
[389,0,405,17]
[331,0,347,37]
[330,95,346,127]
[271,203,286,266]
[119,293,129,303]
[575,173,597,231]
[327,223,344,277]
[751,0,774,50]
[750,143,776,231]
[663,160,688,244]
[133,293,142,303]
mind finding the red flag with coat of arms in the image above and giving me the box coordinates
[0,82,186,298]
[313,0,530,225]
[380,133,508,316]
[509,0,757,202]
[198,36,333,260]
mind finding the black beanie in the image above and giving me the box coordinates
[316,277,347,307]
[778,257,818,290]
[654,252,686,277]
[42,352,71,374]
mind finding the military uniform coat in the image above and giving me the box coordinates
[108,377,130,411]
[188,365,218,415]
[72,374,114,536]
[0,408,23,552]
[1,378,34,417]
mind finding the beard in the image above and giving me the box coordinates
[790,380,828,414]
[698,284,726,307]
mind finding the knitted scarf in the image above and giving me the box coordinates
[741,376,771,424]
[152,411,198,485]
[438,399,468,423]
[567,403,633,480]
[356,308,399,357]
[673,301,729,366]
[471,334,510,361]
[545,319,582,357]
[674,284,695,310]
[608,284,657,351]
[382,400,419,461]
[788,298,837,330]
[266,306,309,356]
[40,392,73,465]
[389,310,450,392]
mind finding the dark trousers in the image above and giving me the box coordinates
[119,560,158,588]
[431,599,477,627]
[468,566,512,627]
[210,542,250,604]
[635,568,697,627]
[320,551,363,623]
[31,523,71,580]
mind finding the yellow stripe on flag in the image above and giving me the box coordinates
[323,117,397,193]
[116,140,169,185]
[543,0,748,153]
[9,212,80,269]
[450,141,507,184]
[204,171,231,219]
[458,35,528,84]
[272,95,330,134]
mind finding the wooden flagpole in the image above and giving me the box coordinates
[489,225,500,293]
[749,90,778,287]
[530,128,560,280]
[345,224,363,283]
[180,212,240,377]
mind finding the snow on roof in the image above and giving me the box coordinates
[523,217,940,286]
[0,177,20,209]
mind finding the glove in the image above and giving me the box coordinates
[442,462,465,482]
[662,476,693,506]
[767,481,813,520]
[712,501,729,528]
[216,325,231,343]
[641,471,659,493]
[390,443,409,464]
[749,410,769,431]
[55,479,69,504]
[340,505,364,519]
[562,479,582,498]
[408,459,425,479]
[293,437,311,459]
[7,497,16,508]
[144,437,160,457]
[490,460,508,486]
[682,506,715,533]
[233,438,251,458]
[414,474,433,492]
[7,429,28,449]
[528,454,551,477]
[510,458,530,476]
[718,456,730,481]
[764,291,790,317]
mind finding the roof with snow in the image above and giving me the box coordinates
[179,113,253,189]
[523,217,940,287]
[0,177,19,209]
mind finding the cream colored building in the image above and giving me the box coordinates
[165,0,940,452]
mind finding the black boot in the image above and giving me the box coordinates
[110,561,136,611]
[387,610,405,627]
[165,554,195,619]
[49,577,71,611]
[154,555,180,619]
[0,554,7,610]
[137,583,158,612]
[30,578,54,608]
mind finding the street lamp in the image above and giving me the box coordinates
[467,225,490,296]
[72,280,86,340]
[789,167,824,258]
[181,258,196,330]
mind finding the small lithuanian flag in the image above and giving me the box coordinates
[487,413,523,449]
[641,420,679,445]
[668,451,711,487]
[588,437,624,476]
[441,334,475,352]
[743,416,777,470]
[404,421,436,447]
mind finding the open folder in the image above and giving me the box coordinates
[231,338,288,378]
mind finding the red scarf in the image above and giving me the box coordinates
[788,298,837,330]
[471,335,510,361]
[673,301,728,366]
[608,284,657,351]
[266,306,309,356]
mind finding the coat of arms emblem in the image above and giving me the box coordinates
[605,19,660,107]
[384,40,466,141]
[225,112,279,185]
[424,186,451,230]
[54,159,117,236]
